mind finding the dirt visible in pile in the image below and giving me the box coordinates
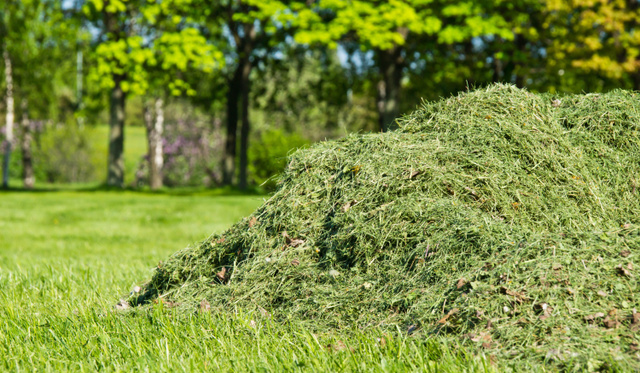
[132,84,640,370]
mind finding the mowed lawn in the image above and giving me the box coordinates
[0,191,488,372]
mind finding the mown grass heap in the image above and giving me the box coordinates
[134,84,640,369]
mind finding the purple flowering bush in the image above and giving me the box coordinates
[135,114,224,188]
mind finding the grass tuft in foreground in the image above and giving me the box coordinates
[135,84,640,370]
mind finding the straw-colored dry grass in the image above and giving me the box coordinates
[134,84,640,370]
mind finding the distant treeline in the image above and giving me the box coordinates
[1,0,638,189]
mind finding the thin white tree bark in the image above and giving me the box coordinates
[145,97,164,190]
[2,47,14,189]
[21,100,34,189]
[152,97,164,189]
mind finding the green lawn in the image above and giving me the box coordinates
[0,191,491,372]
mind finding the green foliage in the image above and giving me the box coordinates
[289,0,515,50]
[0,0,82,121]
[8,124,101,184]
[252,48,377,138]
[291,0,443,49]
[546,0,640,79]
[84,0,223,98]
[88,37,155,94]
[7,124,149,187]
[249,129,309,191]
[34,124,103,183]
[436,1,513,44]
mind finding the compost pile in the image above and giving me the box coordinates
[134,84,640,368]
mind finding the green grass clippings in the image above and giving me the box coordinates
[136,84,640,371]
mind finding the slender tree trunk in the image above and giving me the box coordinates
[104,7,126,187]
[502,34,527,87]
[145,97,164,190]
[20,100,34,189]
[107,74,126,187]
[2,48,14,189]
[628,2,639,91]
[492,53,504,82]
[223,65,241,185]
[238,56,252,190]
[143,100,152,185]
[238,22,255,191]
[76,49,84,128]
[376,79,386,132]
[514,70,526,88]
[512,35,527,88]
[377,45,404,132]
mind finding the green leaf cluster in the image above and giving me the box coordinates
[85,0,224,98]
[1,0,83,121]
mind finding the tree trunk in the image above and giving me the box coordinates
[104,7,126,188]
[502,34,527,87]
[145,97,164,190]
[377,44,404,132]
[223,64,241,185]
[143,101,152,185]
[107,75,126,187]
[76,49,84,128]
[2,48,14,189]
[20,100,34,189]
[238,57,252,190]
[492,53,504,82]
[376,79,386,132]
[238,22,255,191]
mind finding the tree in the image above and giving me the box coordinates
[2,46,14,189]
[406,0,548,97]
[198,0,289,189]
[292,0,438,131]
[290,0,518,131]
[544,0,640,91]
[143,97,164,190]
[84,0,221,188]
[1,0,79,189]
[83,0,140,187]
[0,0,20,189]
[252,47,377,138]
[222,2,258,188]
[142,26,222,190]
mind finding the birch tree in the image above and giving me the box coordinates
[1,0,75,188]
[2,47,13,189]
[84,0,222,188]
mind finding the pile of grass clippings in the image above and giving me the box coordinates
[132,84,640,370]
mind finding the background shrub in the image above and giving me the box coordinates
[249,129,309,191]
[8,123,103,184]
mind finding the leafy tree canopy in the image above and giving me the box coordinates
[84,0,224,98]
